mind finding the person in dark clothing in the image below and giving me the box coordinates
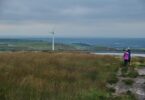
[127,48,131,65]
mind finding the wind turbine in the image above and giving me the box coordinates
[49,31,55,51]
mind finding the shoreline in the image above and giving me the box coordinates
[0,51,145,57]
[92,52,145,57]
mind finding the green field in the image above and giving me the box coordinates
[0,39,123,52]
[0,39,145,53]
[0,52,142,100]
[0,39,76,51]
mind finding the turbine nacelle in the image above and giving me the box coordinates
[50,31,54,34]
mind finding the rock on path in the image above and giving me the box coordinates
[136,68,145,76]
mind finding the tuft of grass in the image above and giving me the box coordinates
[131,57,145,68]
[107,87,116,93]
[111,94,137,100]
[107,74,119,85]
[121,67,128,77]
[77,89,110,100]
[122,79,134,86]
[127,70,139,78]
[108,90,136,100]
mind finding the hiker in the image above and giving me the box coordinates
[123,49,129,66]
[127,48,131,65]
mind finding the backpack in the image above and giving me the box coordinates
[123,51,129,60]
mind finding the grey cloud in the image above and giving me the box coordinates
[0,0,145,38]
[0,0,145,22]
[0,0,4,11]
[0,0,145,23]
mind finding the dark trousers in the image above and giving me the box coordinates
[124,60,128,66]
[128,58,131,65]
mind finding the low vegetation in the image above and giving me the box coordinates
[107,75,119,85]
[112,93,137,100]
[0,52,143,100]
[122,79,134,86]
[127,70,139,78]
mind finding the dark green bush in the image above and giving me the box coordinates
[127,70,138,78]
[123,79,134,86]
[107,76,118,85]
[107,87,116,93]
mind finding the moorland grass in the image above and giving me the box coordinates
[0,52,138,100]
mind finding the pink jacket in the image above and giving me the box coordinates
[123,51,129,60]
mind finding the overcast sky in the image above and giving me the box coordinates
[0,0,145,38]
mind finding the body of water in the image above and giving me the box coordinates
[42,38,145,49]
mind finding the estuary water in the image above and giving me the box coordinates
[46,38,145,49]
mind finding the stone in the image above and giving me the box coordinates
[136,68,145,76]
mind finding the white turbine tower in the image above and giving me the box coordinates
[50,31,55,51]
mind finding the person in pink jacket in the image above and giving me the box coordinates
[123,50,129,66]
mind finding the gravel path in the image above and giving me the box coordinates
[114,67,145,100]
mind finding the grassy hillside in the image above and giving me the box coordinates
[0,39,76,51]
[0,52,139,100]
